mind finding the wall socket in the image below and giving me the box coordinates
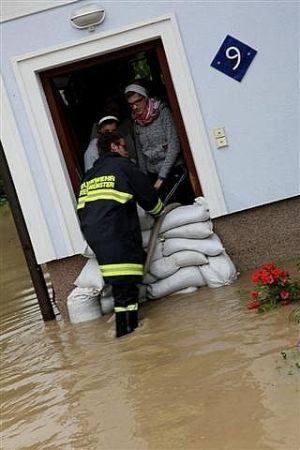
[216,136,228,148]
[213,127,226,138]
[213,127,228,148]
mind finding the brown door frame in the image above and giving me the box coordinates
[40,76,83,193]
[39,39,201,195]
[155,44,202,195]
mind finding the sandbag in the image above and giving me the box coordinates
[199,252,238,288]
[143,272,157,284]
[142,229,151,249]
[74,257,104,290]
[151,240,164,261]
[82,243,96,258]
[161,221,213,239]
[137,204,155,231]
[163,233,224,257]
[160,199,210,233]
[67,287,102,323]
[170,286,199,296]
[149,250,208,279]
[100,285,114,314]
[138,284,148,303]
[147,266,206,299]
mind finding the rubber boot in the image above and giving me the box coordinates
[115,312,128,338]
[128,310,138,332]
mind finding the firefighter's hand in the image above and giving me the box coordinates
[154,178,164,190]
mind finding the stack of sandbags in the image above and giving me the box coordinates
[71,198,238,319]
[139,198,237,299]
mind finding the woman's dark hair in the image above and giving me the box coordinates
[98,132,125,153]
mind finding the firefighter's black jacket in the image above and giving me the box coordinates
[77,152,163,284]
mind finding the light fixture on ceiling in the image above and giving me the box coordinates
[70,3,105,31]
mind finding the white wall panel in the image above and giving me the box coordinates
[1,0,78,22]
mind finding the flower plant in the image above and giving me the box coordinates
[247,263,300,313]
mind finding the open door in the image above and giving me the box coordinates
[40,39,202,197]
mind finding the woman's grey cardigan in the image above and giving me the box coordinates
[134,102,181,180]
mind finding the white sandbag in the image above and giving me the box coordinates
[160,201,210,233]
[150,240,164,261]
[138,284,148,303]
[100,285,114,314]
[142,229,151,249]
[199,252,238,288]
[143,272,157,284]
[74,257,104,290]
[170,286,199,296]
[150,250,208,279]
[137,204,155,230]
[101,295,114,315]
[147,266,206,299]
[172,250,208,267]
[163,233,224,257]
[67,287,102,323]
[82,243,96,258]
[161,221,213,239]
[194,196,209,207]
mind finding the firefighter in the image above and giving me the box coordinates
[77,132,164,337]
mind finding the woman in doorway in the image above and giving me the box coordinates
[124,83,194,205]
[84,96,137,173]
[84,115,119,172]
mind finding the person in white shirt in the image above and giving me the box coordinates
[84,115,119,172]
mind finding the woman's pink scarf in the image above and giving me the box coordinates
[133,98,161,126]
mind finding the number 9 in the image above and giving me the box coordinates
[225,46,241,70]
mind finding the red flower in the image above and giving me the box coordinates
[281,271,289,278]
[280,271,290,284]
[280,290,289,300]
[260,271,274,285]
[271,268,282,280]
[248,263,299,313]
[247,302,260,310]
[251,272,260,283]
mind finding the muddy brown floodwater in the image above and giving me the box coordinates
[1,205,299,450]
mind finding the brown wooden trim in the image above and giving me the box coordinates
[155,44,202,196]
[40,39,163,78]
[40,74,82,193]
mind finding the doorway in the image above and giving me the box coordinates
[40,39,202,197]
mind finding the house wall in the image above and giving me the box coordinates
[1,1,299,265]
[0,0,77,21]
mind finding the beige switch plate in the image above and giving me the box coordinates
[216,136,228,148]
[213,127,226,138]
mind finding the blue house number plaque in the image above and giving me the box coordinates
[211,35,257,82]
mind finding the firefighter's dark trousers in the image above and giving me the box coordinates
[112,284,139,338]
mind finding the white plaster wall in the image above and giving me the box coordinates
[0,0,78,22]
[1,0,299,260]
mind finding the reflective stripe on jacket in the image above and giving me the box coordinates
[77,152,163,283]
